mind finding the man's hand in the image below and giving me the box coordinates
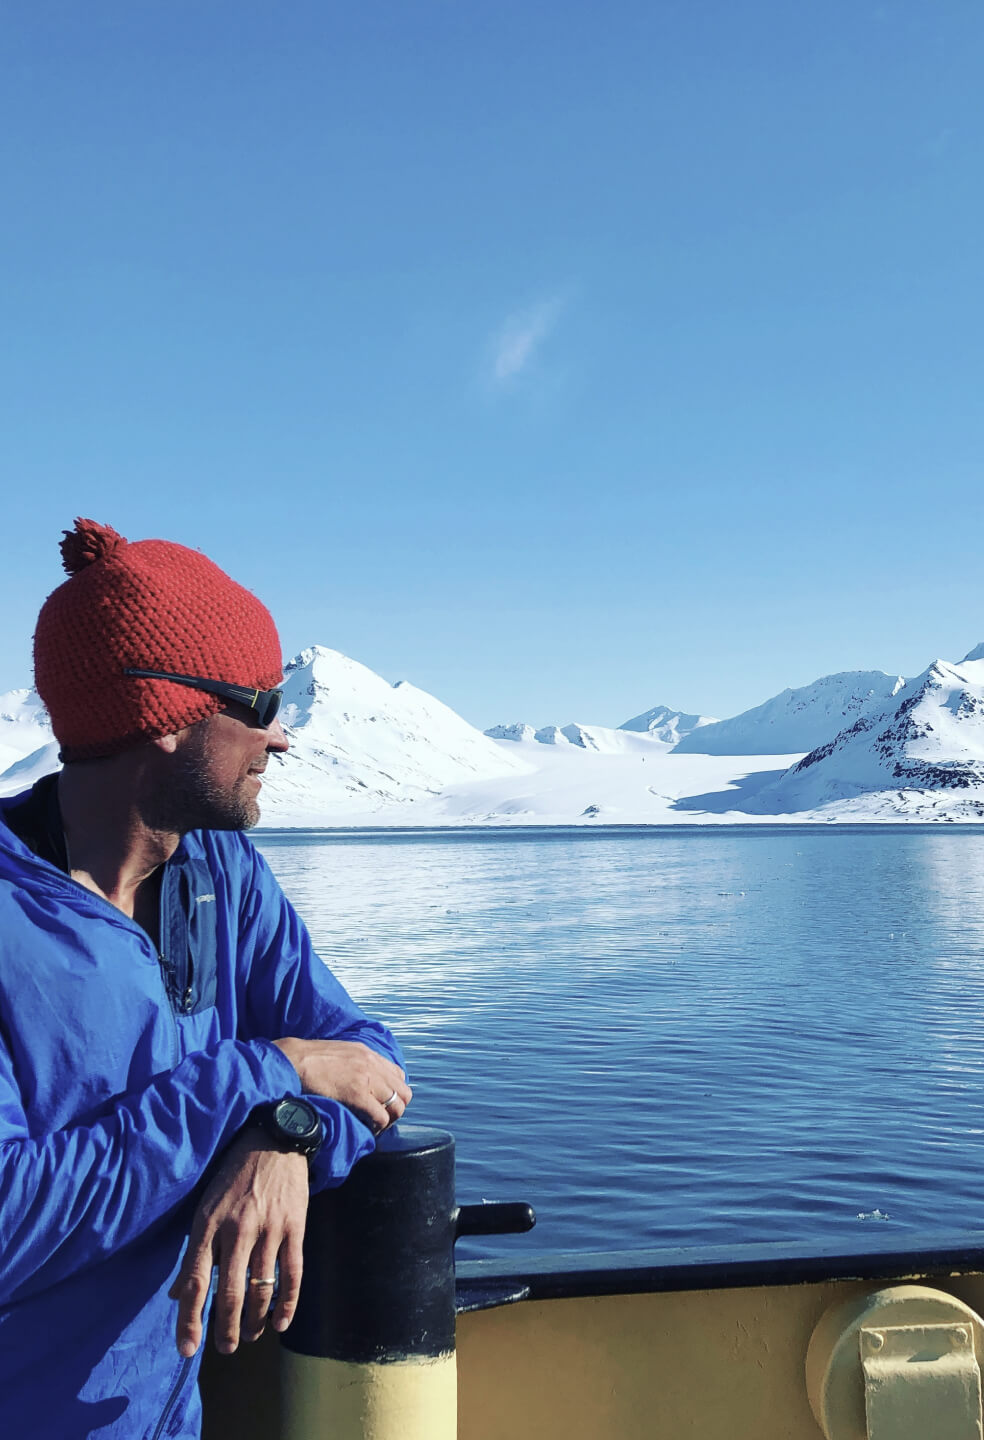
[168,1129,308,1358]
[273,1038,412,1132]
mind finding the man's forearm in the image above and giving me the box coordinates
[0,1038,299,1306]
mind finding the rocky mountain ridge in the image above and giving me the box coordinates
[747,656,984,818]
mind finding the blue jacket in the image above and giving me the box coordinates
[0,785,403,1439]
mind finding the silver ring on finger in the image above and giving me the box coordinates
[248,1277,277,1287]
[382,1091,399,1109]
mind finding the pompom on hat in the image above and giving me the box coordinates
[34,519,283,761]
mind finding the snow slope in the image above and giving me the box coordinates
[0,689,52,773]
[531,723,665,753]
[411,748,793,826]
[255,647,530,822]
[672,670,905,756]
[0,740,61,796]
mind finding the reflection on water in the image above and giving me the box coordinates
[257,827,984,1259]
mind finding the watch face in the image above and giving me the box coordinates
[277,1099,315,1138]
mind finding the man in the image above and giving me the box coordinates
[0,518,412,1439]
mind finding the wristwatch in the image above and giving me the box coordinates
[253,1096,324,1160]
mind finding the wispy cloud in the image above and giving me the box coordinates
[490,296,565,386]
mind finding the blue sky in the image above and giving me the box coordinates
[2,2,982,729]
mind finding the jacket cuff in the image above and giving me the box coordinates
[304,1097,377,1194]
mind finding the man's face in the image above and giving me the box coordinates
[151,702,289,833]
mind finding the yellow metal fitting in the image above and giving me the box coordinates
[807,1285,984,1440]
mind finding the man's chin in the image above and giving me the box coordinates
[222,797,260,831]
[191,793,261,833]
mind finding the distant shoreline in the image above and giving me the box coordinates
[254,820,984,839]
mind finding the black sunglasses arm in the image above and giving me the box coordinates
[123,667,272,712]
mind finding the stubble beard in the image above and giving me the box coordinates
[146,725,260,834]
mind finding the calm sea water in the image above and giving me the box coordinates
[256,826,984,1261]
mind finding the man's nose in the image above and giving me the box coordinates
[266,718,289,753]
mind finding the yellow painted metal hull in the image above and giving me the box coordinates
[202,1265,984,1439]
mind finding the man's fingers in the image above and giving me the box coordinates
[279,1038,410,1114]
[363,1097,395,1132]
[380,1064,411,1100]
[272,1230,304,1335]
[380,1092,407,1123]
[212,1231,253,1355]
[240,1242,280,1344]
[170,1254,214,1359]
[374,1073,412,1126]
[365,1077,411,1131]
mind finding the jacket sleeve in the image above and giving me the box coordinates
[232,838,407,1193]
[0,1033,302,1306]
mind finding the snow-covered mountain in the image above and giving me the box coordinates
[672,670,905,756]
[750,656,984,818]
[0,740,60,795]
[259,647,529,821]
[531,725,572,746]
[487,720,676,753]
[0,689,52,773]
[485,723,536,743]
[488,713,712,752]
[619,705,717,746]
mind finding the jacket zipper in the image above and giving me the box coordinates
[150,1356,193,1440]
[158,878,182,1065]
[182,952,195,1014]
[158,952,181,1067]
[163,865,195,1014]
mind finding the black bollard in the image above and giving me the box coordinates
[280,1124,534,1440]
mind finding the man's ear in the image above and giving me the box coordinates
[153,720,203,756]
[150,732,181,755]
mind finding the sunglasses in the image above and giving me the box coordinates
[124,667,284,728]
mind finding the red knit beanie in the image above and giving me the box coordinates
[34,519,283,761]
